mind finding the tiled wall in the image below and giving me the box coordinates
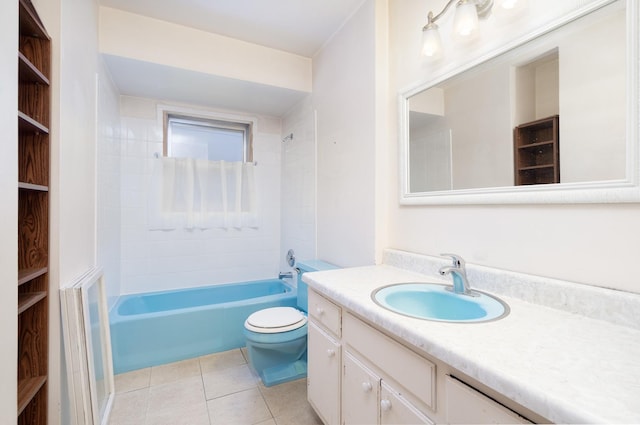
[280,95,317,272]
[118,97,283,295]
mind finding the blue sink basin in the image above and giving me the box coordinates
[372,282,509,323]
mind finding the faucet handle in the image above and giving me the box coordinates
[440,253,465,268]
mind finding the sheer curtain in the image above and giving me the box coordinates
[148,157,258,230]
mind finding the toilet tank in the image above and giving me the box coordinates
[295,260,338,312]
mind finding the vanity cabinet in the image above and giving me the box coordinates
[514,115,559,185]
[307,291,342,425]
[307,288,539,425]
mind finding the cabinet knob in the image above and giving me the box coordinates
[316,307,325,315]
[361,382,373,392]
[326,349,335,357]
[381,399,392,411]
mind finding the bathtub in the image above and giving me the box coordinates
[109,279,297,374]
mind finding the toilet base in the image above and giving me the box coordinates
[260,359,307,387]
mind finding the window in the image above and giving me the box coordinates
[164,114,253,162]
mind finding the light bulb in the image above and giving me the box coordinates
[453,0,479,37]
[421,24,443,58]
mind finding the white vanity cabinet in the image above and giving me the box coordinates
[307,290,342,425]
[307,288,535,425]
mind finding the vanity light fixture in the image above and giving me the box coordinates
[422,0,524,58]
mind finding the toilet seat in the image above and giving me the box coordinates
[245,307,307,333]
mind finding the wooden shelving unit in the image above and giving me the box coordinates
[514,115,559,186]
[17,0,50,423]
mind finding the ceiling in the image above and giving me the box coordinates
[99,0,366,57]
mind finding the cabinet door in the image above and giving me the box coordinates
[308,321,341,425]
[380,382,434,425]
[343,352,380,425]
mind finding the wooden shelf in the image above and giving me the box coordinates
[518,164,555,171]
[18,292,47,314]
[18,1,50,422]
[19,52,49,85]
[514,115,559,186]
[517,140,554,150]
[18,111,49,134]
[17,375,47,415]
[18,182,49,192]
[18,267,48,286]
[18,0,48,39]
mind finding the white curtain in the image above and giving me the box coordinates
[148,158,259,230]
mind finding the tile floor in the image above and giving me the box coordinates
[108,348,323,425]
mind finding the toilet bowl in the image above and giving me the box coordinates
[243,260,337,387]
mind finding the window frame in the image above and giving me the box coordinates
[162,111,254,163]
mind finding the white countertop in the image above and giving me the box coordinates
[303,264,640,424]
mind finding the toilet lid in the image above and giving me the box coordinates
[245,307,307,333]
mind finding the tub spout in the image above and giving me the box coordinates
[279,272,293,279]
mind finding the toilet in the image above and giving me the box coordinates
[243,260,337,387]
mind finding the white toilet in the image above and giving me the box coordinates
[243,260,336,386]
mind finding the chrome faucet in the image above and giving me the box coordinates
[438,253,477,297]
[278,271,293,280]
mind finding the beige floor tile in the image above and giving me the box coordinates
[114,367,151,393]
[145,401,210,425]
[255,419,277,425]
[273,402,322,425]
[149,357,201,386]
[207,388,272,425]
[148,375,206,413]
[199,348,247,374]
[108,387,149,425]
[258,378,309,417]
[202,363,258,400]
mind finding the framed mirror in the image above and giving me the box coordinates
[399,0,639,204]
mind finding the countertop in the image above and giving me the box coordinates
[303,264,640,424]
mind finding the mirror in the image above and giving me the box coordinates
[400,0,639,204]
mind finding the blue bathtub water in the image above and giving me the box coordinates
[110,279,297,374]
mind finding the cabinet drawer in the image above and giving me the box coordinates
[308,289,341,337]
[344,313,436,410]
[445,376,532,424]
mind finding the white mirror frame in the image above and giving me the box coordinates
[399,0,639,205]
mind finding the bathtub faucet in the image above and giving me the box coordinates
[278,271,293,280]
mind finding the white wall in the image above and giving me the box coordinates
[119,96,284,294]
[559,5,626,182]
[313,0,379,267]
[99,6,311,93]
[0,0,18,421]
[31,0,113,422]
[444,65,513,189]
[280,95,318,270]
[388,0,640,294]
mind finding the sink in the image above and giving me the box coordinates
[372,282,509,323]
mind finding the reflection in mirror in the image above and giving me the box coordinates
[404,0,628,198]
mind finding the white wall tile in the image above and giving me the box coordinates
[118,97,283,295]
